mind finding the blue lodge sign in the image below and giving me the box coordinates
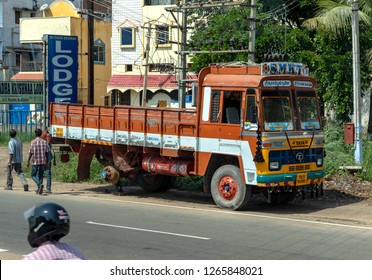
[47,35,78,103]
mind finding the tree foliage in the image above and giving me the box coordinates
[187,0,372,123]
[302,0,372,125]
[188,6,252,71]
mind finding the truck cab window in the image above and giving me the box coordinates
[244,94,257,130]
[210,90,221,122]
[222,91,241,124]
[296,90,321,130]
[262,90,294,131]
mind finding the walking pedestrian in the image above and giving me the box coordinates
[27,128,50,195]
[23,202,86,260]
[41,129,53,193]
[6,128,29,191]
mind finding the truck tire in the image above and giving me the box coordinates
[138,172,167,193]
[211,165,251,210]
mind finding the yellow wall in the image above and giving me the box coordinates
[46,1,80,17]
[46,1,112,105]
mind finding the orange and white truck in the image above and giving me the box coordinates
[50,62,325,210]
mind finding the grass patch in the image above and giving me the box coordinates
[22,150,106,184]
[0,133,33,146]
[51,151,105,184]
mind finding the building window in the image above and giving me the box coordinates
[15,10,21,24]
[144,0,178,5]
[120,27,135,48]
[15,53,21,67]
[156,25,170,47]
[104,96,109,106]
[94,39,105,64]
[126,65,133,72]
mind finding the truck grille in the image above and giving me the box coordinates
[288,164,311,172]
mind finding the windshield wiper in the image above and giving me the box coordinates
[284,131,300,163]
[308,129,315,149]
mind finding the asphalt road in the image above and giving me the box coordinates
[1,190,372,260]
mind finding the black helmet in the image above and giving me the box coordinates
[24,202,70,248]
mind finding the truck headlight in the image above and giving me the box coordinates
[269,161,280,170]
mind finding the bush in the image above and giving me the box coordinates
[49,151,105,184]
[323,122,354,176]
[359,140,372,181]
[174,176,204,192]
[324,122,372,181]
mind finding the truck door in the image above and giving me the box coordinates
[215,89,243,154]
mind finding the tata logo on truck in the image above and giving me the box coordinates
[47,35,78,103]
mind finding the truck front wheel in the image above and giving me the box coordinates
[211,165,251,210]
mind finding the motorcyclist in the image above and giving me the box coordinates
[23,202,85,260]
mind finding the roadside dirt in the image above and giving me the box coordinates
[2,144,372,227]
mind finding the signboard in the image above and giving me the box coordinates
[47,35,78,103]
[294,81,313,88]
[0,95,43,104]
[263,80,291,87]
[261,62,309,76]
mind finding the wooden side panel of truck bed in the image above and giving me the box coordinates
[50,103,198,154]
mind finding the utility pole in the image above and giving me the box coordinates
[142,23,151,106]
[88,1,94,105]
[351,0,362,164]
[166,0,250,108]
[179,0,187,109]
[42,40,47,129]
[248,0,257,64]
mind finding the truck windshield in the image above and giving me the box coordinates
[262,90,293,131]
[297,90,320,130]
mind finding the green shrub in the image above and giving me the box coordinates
[359,140,372,181]
[324,122,352,176]
[174,176,204,191]
[51,151,105,184]
[324,122,372,181]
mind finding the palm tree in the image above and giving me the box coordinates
[303,0,371,33]
[303,0,372,140]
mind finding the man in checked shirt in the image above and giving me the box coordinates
[27,128,50,195]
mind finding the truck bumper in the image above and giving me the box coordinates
[256,170,325,187]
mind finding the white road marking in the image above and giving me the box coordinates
[86,221,210,240]
[0,248,9,252]
[78,196,372,231]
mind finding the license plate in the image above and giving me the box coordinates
[56,128,63,137]
[296,173,307,185]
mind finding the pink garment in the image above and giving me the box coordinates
[23,241,85,260]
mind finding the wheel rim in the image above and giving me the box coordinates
[218,176,238,200]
